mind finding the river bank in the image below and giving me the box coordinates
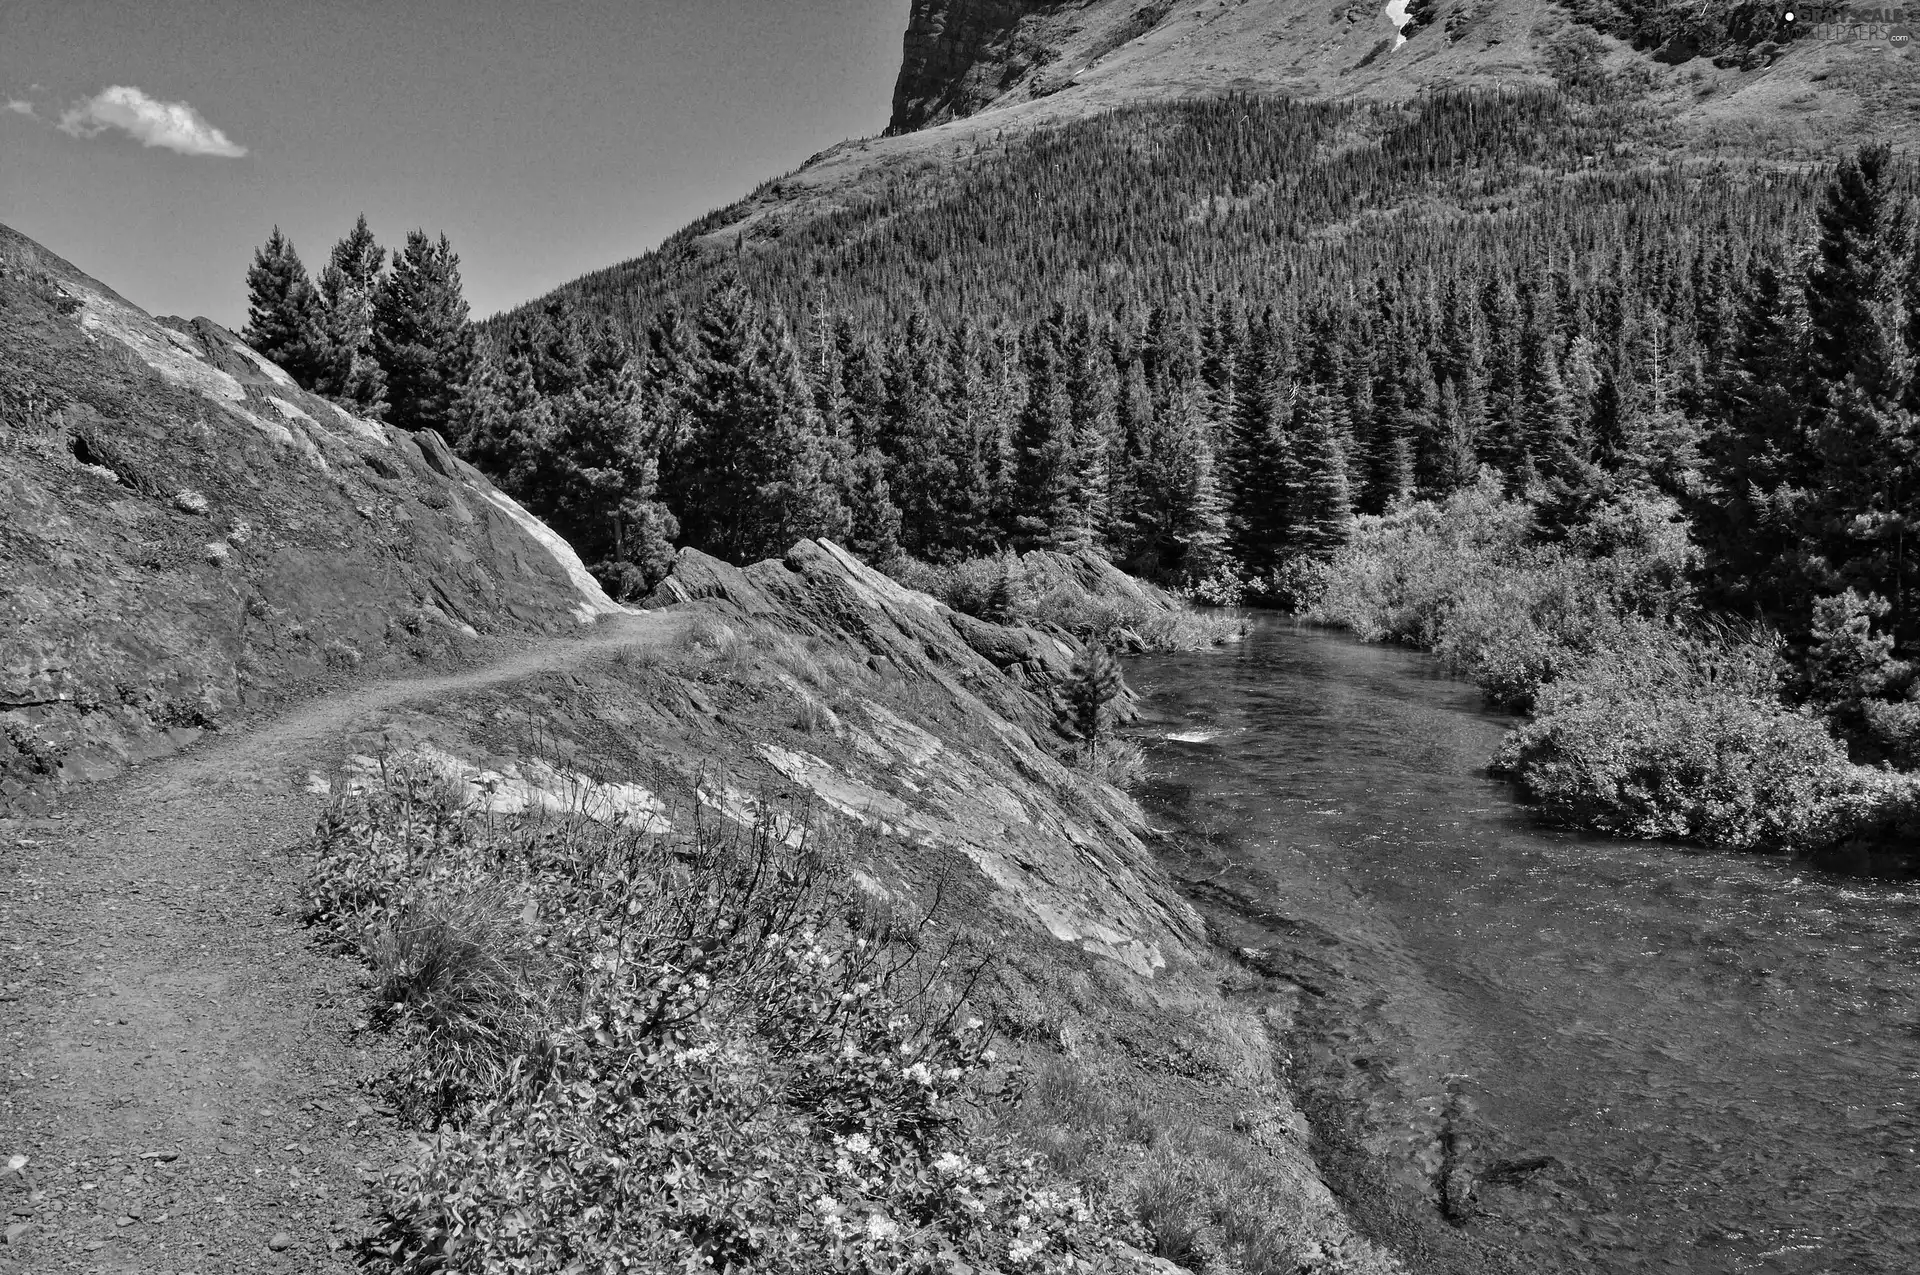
[1127,616,1920,1274]
[252,545,1399,1272]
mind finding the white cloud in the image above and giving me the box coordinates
[4,99,34,117]
[57,85,246,158]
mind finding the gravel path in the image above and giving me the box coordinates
[0,612,680,1273]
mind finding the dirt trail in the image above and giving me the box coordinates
[0,612,683,1273]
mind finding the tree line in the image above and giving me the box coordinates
[240,215,474,440]
[240,93,1920,666]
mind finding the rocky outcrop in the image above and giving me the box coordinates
[318,533,1397,1271]
[889,0,1074,133]
[0,224,622,814]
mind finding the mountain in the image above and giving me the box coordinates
[0,224,622,815]
[510,0,1920,343]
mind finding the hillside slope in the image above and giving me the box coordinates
[511,0,1920,338]
[0,225,623,815]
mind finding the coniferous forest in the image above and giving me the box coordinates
[243,87,1920,859]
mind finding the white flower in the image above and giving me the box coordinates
[933,1151,967,1176]
[965,1016,984,1031]
[865,1213,901,1242]
[844,1133,874,1157]
[982,1049,997,1063]
[903,1061,934,1086]
[815,1195,842,1216]
[1008,1238,1041,1264]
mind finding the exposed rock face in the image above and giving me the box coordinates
[0,224,622,814]
[889,0,1074,133]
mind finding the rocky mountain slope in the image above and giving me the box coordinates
[526,0,1920,341]
[0,225,623,816]
[881,0,1901,137]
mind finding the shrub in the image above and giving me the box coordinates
[307,766,1139,1274]
[1312,474,1699,709]
[1493,621,1864,851]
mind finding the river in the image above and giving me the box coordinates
[1126,616,1920,1275]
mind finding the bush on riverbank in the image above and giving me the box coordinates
[1309,474,1696,709]
[1308,478,1920,856]
[307,770,1139,1273]
[1491,620,1871,850]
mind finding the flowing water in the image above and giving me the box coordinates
[1127,616,1920,1275]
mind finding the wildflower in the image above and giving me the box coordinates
[903,1061,934,1086]
[982,1049,997,1063]
[815,1196,842,1217]
[865,1213,901,1242]
[844,1133,874,1157]
[1008,1238,1041,1264]
[933,1151,967,1176]
[965,1017,984,1031]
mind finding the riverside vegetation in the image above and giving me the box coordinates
[306,772,1125,1274]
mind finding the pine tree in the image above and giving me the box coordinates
[373,230,476,437]
[883,311,956,558]
[315,214,388,416]
[664,281,849,563]
[1289,382,1354,556]
[1806,143,1920,644]
[942,322,1002,558]
[1698,261,1820,621]
[1223,320,1292,572]
[1127,382,1228,580]
[1062,643,1123,744]
[535,327,679,597]
[1010,314,1082,551]
[242,227,327,388]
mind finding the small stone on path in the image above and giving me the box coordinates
[268,1230,294,1251]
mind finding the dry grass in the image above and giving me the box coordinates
[1075,737,1149,790]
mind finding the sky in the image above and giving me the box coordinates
[0,0,912,325]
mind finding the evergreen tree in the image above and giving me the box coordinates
[883,311,955,558]
[942,322,1002,558]
[1806,143,1920,643]
[373,230,476,437]
[665,281,849,563]
[536,328,679,597]
[242,227,327,388]
[1223,321,1293,572]
[315,214,388,416]
[1062,643,1123,744]
[1009,315,1083,551]
[1127,383,1228,580]
[1699,261,1820,620]
[1289,382,1354,556]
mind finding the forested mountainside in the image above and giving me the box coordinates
[459,90,1814,581]
[504,0,1919,342]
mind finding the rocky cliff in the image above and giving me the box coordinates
[0,224,622,815]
